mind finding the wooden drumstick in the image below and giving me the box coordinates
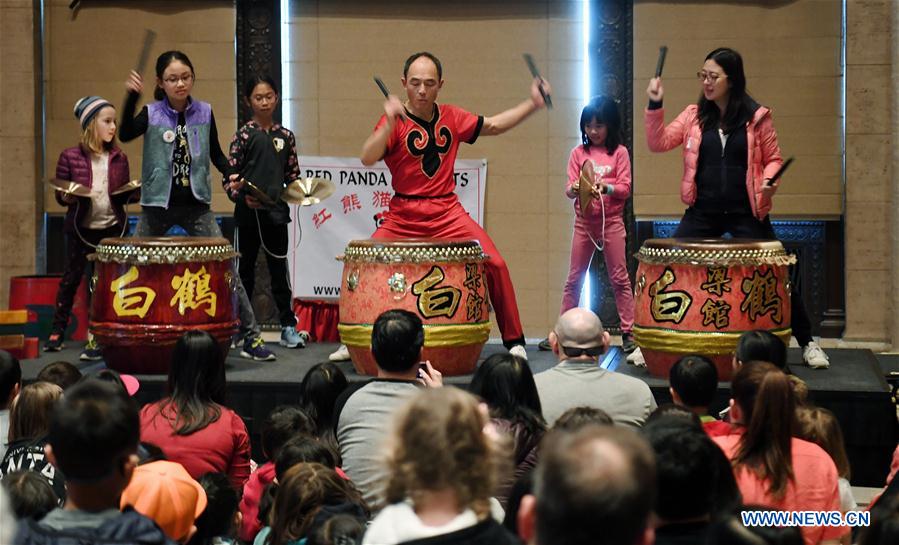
[523,53,552,109]
[135,29,157,74]
[765,156,794,187]
[655,46,668,78]
[373,76,390,98]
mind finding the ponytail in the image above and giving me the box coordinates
[732,361,796,499]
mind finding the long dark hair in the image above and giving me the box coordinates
[731,361,796,500]
[157,330,226,435]
[579,95,622,154]
[154,50,195,101]
[697,47,757,133]
[299,362,348,438]
[469,353,546,436]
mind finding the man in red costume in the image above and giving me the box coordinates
[330,51,550,362]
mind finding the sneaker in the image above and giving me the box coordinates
[44,332,64,352]
[329,344,351,362]
[621,332,637,354]
[537,338,552,351]
[79,338,103,362]
[802,341,830,369]
[626,346,646,367]
[509,344,528,361]
[280,327,309,349]
[241,337,276,361]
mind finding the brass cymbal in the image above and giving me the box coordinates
[109,179,142,196]
[50,178,92,198]
[578,159,595,217]
[282,177,336,206]
[242,179,277,207]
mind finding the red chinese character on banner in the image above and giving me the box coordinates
[341,194,362,214]
[372,190,393,208]
[312,209,333,229]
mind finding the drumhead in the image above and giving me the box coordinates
[340,239,487,263]
[636,238,795,266]
[91,237,238,264]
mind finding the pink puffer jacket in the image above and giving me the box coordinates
[644,104,783,220]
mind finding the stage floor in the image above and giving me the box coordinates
[19,341,899,487]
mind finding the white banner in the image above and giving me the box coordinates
[288,155,488,300]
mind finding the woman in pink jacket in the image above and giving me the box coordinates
[558,96,636,353]
[643,47,828,369]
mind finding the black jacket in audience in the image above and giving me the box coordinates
[15,506,176,545]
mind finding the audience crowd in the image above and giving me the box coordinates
[1,306,898,545]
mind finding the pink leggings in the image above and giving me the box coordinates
[561,216,634,332]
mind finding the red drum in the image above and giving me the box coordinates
[89,237,240,374]
[337,239,490,376]
[633,238,794,381]
[9,275,89,341]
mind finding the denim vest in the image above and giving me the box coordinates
[140,98,213,208]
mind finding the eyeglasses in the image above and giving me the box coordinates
[561,345,605,358]
[697,71,725,84]
[163,74,194,85]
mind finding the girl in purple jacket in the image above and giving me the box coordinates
[553,96,636,354]
[45,97,135,359]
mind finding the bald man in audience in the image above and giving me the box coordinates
[517,425,656,545]
[534,308,656,428]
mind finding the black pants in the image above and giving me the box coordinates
[673,208,813,346]
[52,224,124,334]
[235,214,297,328]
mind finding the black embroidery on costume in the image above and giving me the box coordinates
[405,107,452,178]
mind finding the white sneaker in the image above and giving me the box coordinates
[626,346,646,367]
[509,344,528,361]
[803,341,830,369]
[329,344,351,362]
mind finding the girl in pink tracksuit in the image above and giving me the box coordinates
[561,96,635,350]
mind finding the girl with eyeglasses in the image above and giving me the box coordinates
[118,51,274,362]
[643,47,829,370]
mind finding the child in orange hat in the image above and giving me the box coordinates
[121,460,208,543]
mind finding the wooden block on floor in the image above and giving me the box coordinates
[0,334,25,350]
[0,309,27,324]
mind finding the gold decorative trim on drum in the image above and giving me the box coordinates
[633,325,792,356]
[635,238,796,267]
[338,239,491,376]
[91,237,239,265]
[338,239,489,264]
[338,322,492,348]
[634,238,796,381]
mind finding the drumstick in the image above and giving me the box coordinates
[523,53,552,109]
[135,29,157,74]
[655,46,668,78]
[765,156,794,187]
[373,76,390,98]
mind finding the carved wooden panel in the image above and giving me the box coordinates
[236,0,281,126]
[236,0,282,326]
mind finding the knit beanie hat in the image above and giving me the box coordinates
[73,96,112,130]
